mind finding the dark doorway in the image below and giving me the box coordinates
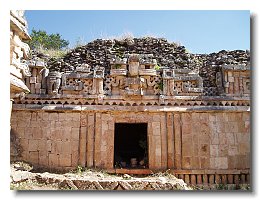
[114,123,148,169]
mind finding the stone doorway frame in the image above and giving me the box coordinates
[90,112,167,170]
[113,122,149,169]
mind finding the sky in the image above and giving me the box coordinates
[25,10,250,54]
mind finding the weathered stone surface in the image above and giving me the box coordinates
[10,15,250,184]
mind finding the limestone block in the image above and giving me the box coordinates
[46,140,52,152]
[38,139,47,151]
[33,128,43,139]
[199,144,209,156]
[242,112,250,121]
[30,77,37,84]
[35,83,41,89]
[227,175,234,184]
[241,174,246,184]
[15,127,25,138]
[210,132,219,145]
[62,128,71,141]
[54,121,62,129]
[191,156,200,168]
[23,128,33,139]
[202,174,208,184]
[191,113,200,121]
[49,113,59,121]
[238,143,249,154]
[37,73,42,83]
[200,157,209,169]
[228,76,234,83]
[80,116,87,127]
[52,140,62,153]
[192,143,199,156]
[209,114,216,122]
[221,175,227,184]
[71,113,80,121]
[58,113,67,122]
[49,153,59,167]
[152,122,161,136]
[182,123,191,135]
[210,145,219,157]
[152,115,161,121]
[215,113,224,122]
[215,157,228,169]
[184,175,190,184]
[199,113,209,122]
[29,151,39,165]
[218,144,228,156]
[182,142,193,157]
[199,123,210,136]
[181,113,192,124]
[227,155,237,169]
[197,175,202,184]
[102,121,109,132]
[215,174,221,184]
[20,138,28,151]
[59,154,72,167]
[61,141,72,154]
[226,133,235,144]
[71,127,80,141]
[219,133,228,145]
[42,112,49,121]
[40,89,46,94]
[94,151,102,167]
[232,174,239,184]
[28,139,38,151]
[182,157,191,169]
[191,122,201,134]
[39,155,49,166]
[71,150,79,167]
[244,121,250,132]
[228,145,238,156]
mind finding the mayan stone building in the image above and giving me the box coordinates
[10,14,250,186]
[10,10,31,111]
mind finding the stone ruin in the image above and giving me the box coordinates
[10,11,250,187]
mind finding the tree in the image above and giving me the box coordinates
[27,29,69,50]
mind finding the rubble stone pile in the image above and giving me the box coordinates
[28,37,250,89]
[197,50,250,87]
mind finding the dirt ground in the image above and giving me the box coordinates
[10,161,250,191]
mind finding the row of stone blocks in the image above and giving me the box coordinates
[175,173,250,185]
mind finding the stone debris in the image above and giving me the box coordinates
[10,162,192,190]
[28,37,249,93]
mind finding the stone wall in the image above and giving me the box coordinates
[11,111,81,171]
[10,10,31,99]
[10,109,250,184]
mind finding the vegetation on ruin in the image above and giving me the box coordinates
[28,29,69,50]
[27,29,69,59]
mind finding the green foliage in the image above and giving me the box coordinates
[158,81,163,91]
[76,165,84,174]
[154,64,161,70]
[114,64,121,69]
[27,29,69,50]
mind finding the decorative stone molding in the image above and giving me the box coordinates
[220,64,250,97]
[10,10,31,99]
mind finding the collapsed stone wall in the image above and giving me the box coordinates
[30,37,249,91]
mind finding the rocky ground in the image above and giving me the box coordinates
[10,161,250,191]
[10,161,192,190]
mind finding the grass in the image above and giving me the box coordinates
[40,49,68,59]
[10,179,60,190]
